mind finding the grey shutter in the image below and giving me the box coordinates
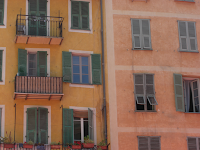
[191,80,199,112]
[0,50,3,81]
[0,0,4,25]
[173,74,185,112]
[142,20,151,49]
[134,74,145,104]
[0,108,2,136]
[88,108,94,141]
[132,19,141,49]
[18,49,27,76]
[71,1,80,28]
[81,2,89,29]
[178,21,188,51]
[188,137,197,150]
[138,137,148,150]
[188,22,197,51]
[150,137,160,150]
[62,51,72,82]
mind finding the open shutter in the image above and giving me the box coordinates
[38,107,48,144]
[29,0,38,35]
[71,1,80,29]
[88,108,94,141]
[191,80,199,112]
[91,54,102,84]
[63,109,73,146]
[38,0,47,36]
[0,50,3,81]
[173,74,185,112]
[0,108,2,136]
[37,51,47,77]
[134,74,145,104]
[188,22,197,51]
[150,137,160,150]
[142,20,151,49]
[62,51,72,82]
[81,2,89,29]
[138,137,148,150]
[26,108,37,143]
[178,21,188,51]
[188,138,197,150]
[132,19,141,49]
[18,49,27,76]
[0,0,4,25]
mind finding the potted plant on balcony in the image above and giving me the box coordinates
[3,131,15,148]
[97,140,107,150]
[35,143,45,150]
[82,135,94,148]
[65,143,72,149]
[50,141,61,149]
[71,141,81,149]
[23,141,34,149]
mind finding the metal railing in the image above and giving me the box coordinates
[16,14,64,37]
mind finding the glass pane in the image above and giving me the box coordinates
[193,81,198,89]
[74,121,81,141]
[82,75,89,84]
[73,56,79,65]
[194,89,198,97]
[82,57,88,65]
[84,118,88,120]
[84,120,89,138]
[73,74,80,83]
[73,65,80,73]
[74,117,81,120]
[82,66,88,74]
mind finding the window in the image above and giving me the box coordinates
[134,74,158,111]
[131,19,152,50]
[0,47,6,85]
[178,21,197,52]
[138,136,160,150]
[173,74,200,113]
[187,137,200,150]
[62,51,101,85]
[0,0,4,25]
[0,105,5,138]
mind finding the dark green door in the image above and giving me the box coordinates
[28,0,47,36]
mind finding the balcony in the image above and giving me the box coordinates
[15,14,64,45]
[14,76,64,100]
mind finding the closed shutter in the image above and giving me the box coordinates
[178,21,187,51]
[0,0,4,25]
[71,1,80,29]
[62,51,72,82]
[91,54,102,84]
[150,137,160,150]
[18,49,27,76]
[146,74,157,105]
[0,50,3,81]
[188,22,197,51]
[81,2,89,29]
[173,74,185,112]
[38,107,48,144]
[29,0,38,35]
[188,137,197,150]
[138,137,148,150]
[142,20,151,49]
[38,0,47,36]
[0,108,2,136]
[134,74,145,104]
[88,108,94,141]
[132,19,141,49]
[37,51,47,77]
[26,108,37,143]
[63,109,73,146]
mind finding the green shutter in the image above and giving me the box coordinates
[38,0,47,36]
[91,54,101,84]
[26,108,37,143]
[18,49,27,76]
[0,50,3,81]
[0,0,4,25]
[81,2,89,29]
[38,107,48,144]
[37,51,47,77]
[63,108,73,146]
[29,0,38,35]
[88,108,94,141]
[62,51,72,82]
[173,74,185,112]
[0,108,2,137]
[71,1,80,29]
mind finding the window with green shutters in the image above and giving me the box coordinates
[0,0,4,25]
[71,1,90,30]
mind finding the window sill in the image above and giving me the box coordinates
[135,110,157,112]
[132,48,153,51]
[179,50,199,53]
[0,24,6,29]
[174,0,195,3]
[69,28,92,34]
[69,83,94,88]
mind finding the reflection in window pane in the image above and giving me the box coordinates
[73,56,79,65]
[82,75,89,84]
[73,65,80,74]
[82,66,88,74]
[73,74,80,83]
[82,57,88,65]
[74,121,81,141]
[84,120,89,138]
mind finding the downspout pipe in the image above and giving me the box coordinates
[100,0,107,145]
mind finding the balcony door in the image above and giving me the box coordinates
[28,0,47,36]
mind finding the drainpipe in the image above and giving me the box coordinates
[100,0,107,144]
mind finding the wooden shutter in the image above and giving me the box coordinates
[173,74,185,112]
[0,0,4,25]
[38,0,47,36]
[188,22,197,51]
[26,108,37,143]
[81,2,89,29]
[178,21,188,51]
[142,20,151,49]
[188,137,197,150]
[18,49,27,76]
[37,51,47,77]
[29,0,38,35]
[62,51,72,82]
[38,107,48,144]
[91,54,102,84]
[71,1,80,29]
[132,19,141,49]
[138,137,148,150]
[150,137,160,150]
[0,108,2,137]
[88,108,94,141]
[63,108,73,146]
[134,74,145,104]
[0,50,3,81]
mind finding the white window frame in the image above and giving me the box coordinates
[74,117,88,143]
[68,0,93,34]
[0,105,5,137]
[0,47,6,85]
[25,48,50,77]
[0,0,7,28]
[23,105,51,144]
[69,106,96,145]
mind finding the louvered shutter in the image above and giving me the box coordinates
[62,51,72,82]
[0,108,2,136]
[91,54,102,85]
[0,50,3,81]
[188,138,197,150]
[26,108,37,143]
[18,49,27,76]
[0,0,4,25]
[63,109,73,146]
[150,137,160,150]
[38,0,47,36]
[71,1,80,29]
[29,0,38,35]
[37,51,47,77]
[132,19,141,49]
[173,74,185,112]
[138,137,148,150]
[188,22,197,51]
[88,108,94,141]
[134,74,145,104]
[142,20,151,49]
[81,2,89,29]
[38,107,48,144]
[178,21,188,51]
